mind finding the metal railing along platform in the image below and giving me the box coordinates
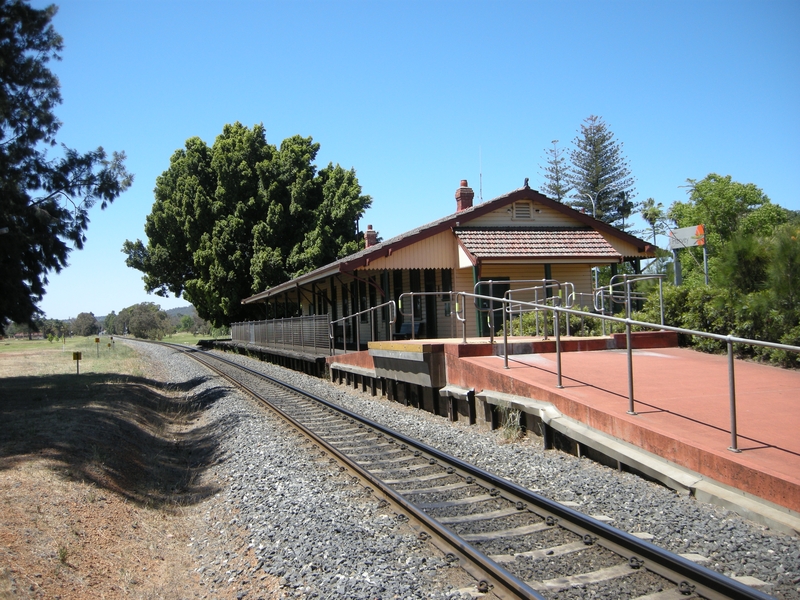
[231,315,331,355]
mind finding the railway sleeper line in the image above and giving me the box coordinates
[157,342,775,600]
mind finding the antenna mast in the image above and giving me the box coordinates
[479,146,483,201]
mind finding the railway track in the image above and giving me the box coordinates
[154,341,774,600]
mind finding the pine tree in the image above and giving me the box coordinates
[567,115,635,225]
[0,1,132,333]
[539,140,571,202]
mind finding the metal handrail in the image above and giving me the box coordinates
[397,291,463,340]
[504,281,575,339]
[520,297,798,452]
[329,300,396,354]
[231,315,330,354]
[607,273,666,322]
[473,279,574,343]
[439,289,800,453]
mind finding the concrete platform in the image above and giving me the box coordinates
[443,344,800,518]
[326,333,799,532]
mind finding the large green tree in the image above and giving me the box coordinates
[669,173,785,251]
[123,123,371,326]
[116,302,171,339]
[0,1,133,334]
[72,311,99,336]
[635,175,798,365]
[567,115,636,226]
[668,173,788,285]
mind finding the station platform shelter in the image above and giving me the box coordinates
[325,331,800,534]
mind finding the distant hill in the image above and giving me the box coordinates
[165,305,196,318]
[97,305,196,327]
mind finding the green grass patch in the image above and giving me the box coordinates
[160,331,207,345]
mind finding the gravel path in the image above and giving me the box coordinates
[135,340,800,599]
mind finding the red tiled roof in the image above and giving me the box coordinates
[243,185,651,302]
[455,227,621,259]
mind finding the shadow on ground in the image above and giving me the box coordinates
[0,373,236,509]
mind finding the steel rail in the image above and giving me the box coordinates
[162,342,541,600]
[148,341,774,600]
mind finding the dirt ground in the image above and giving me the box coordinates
[0,341,281,599]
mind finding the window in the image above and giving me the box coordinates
[441,269,452,301]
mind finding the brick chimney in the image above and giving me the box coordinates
[455,179,474,212]
[364,224,378,247]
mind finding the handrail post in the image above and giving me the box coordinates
[554,308,563,388]
[503,301,509,370]
[458,293,466,344]
[625,275,632,319]
[600,289,606,336]
[626,318,636,415]
[389,301,395,341]
[659,277,665,327]
[727,337,741,452]
[410,294,416,340]
[489,281,495,344]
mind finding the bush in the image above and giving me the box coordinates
[502,306,610,338]
[633,281,799,367]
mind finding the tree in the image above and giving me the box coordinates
[639,198,666,246]
[178,314,194,332]
[634,176,798,365]
[767,223,800,316]
[538,140,571,202]
[714,233,769,295]
[567,115,636,226]
[116,302,171,339]
[104,311,118,334]
[668,174,787,280]
[39,317,63,338]
[0,1,133,335]
[73,312,99,336]
[124,123,371,326]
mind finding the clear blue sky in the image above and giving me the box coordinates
[34,0,800,320]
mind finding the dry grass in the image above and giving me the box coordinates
[0,337,225,509]
[0,337,281,599]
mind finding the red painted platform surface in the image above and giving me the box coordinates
[446,347,800,513]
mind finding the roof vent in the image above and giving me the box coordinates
[513,201,532,220]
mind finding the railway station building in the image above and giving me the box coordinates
[240,180,655,349]
[232,182,800,532]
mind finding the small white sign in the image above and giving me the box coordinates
[669,225,705,250]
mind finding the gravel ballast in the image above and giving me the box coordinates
[133,341,800,599]
[132,340,474,599]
